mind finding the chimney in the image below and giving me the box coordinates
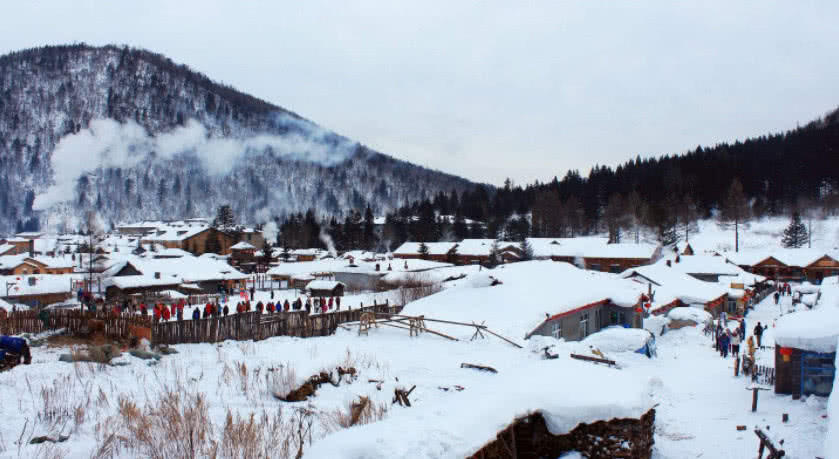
[666,260,672,267]
[154,272,161,279]
[29,240,34,257]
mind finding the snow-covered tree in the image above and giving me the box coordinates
[781,212,808,248]
[519,238,534,261]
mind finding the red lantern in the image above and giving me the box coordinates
[779,347,793,362]
[634,307,643,313]
[644,302,651,309]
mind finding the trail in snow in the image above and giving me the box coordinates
[650,294,828,458]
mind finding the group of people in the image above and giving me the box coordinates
[714,317,767,360]
[133,296,344,323]
[773,282,792,304]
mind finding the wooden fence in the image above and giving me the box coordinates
[0,303,402,346]
[151,303,402,346]
[0,309,153,341]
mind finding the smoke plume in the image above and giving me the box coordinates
[34,115,358,210]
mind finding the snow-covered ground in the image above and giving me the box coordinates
[685,216,839,255]
[0,287,830,458]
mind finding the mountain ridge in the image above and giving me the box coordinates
[0,43,478,233]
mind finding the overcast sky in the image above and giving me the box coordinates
[3,1,839,185]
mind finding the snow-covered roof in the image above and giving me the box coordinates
[456,239,518,256]
[667,307,712,324]
[393,242,457,256]
[142,225,209,242]
[103,275,182,290]
[0,244,15,254]
[621,260,728,305]
[230,241,256,250]
[724,248,839,268]
[402,261,643,340]
[306,280,345,291]
[1,274,82,297]
[663,255,741,276]
[775,307,839,353]
[526,237,660,260]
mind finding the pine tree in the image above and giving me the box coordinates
[781,212,808,248]
[418,242,430,260]
[213,204,235,229]
[445,245,459,264]
[519,238,534,261]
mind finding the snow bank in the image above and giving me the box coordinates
[667,307,712,325]
[306,355,653,458]
[578,327,652,354]
[775,308,839,353]
[793,281,820,294]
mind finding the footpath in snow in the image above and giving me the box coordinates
[650,294,828,458]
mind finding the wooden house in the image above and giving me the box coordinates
[306,280,345,297]
[526,298,642,341]
[774,306,838,398]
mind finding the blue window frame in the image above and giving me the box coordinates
[801,351,836,397]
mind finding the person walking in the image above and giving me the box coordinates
[773,291,780,305]
[720,331,730,358]
[192,307,201,320]
[730,330,741,359]
[754,322,764,348]
[739,319,746,341]
[223,304,229,316]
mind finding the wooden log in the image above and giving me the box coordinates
[461,363,498,373]
[570,353,617,366]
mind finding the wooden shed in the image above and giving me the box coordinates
[306,280,345,297]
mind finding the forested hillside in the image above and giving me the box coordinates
[0,44,476,234]
[322,106,839,250]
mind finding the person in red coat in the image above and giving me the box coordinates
[204,302,213,317]
[161,305,171,321]
[153,305,161,322]
[328,297,334,310]
[267,302,274,313]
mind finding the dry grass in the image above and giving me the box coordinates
[381,273,443,305]
[269,365,299,400]
[322,396,388,433]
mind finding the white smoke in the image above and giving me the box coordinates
[263,220,279,245]
[319,229,338,257]
[34,116,358,210]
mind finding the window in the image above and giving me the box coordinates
[589,263,601,272]
[551,320,562,339]
[610,264,621,273]
[580,312,589,338]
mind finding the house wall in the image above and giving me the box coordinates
[530,302,640,341]
[183,229,237,255]
[775,347,803,396]
[334,272,382,291]
[584,257,651,273]
[804,256,839,282]
[5,292,71,306]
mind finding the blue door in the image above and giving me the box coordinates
[801,352,836,397]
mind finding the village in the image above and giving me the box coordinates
[0,214,836,458]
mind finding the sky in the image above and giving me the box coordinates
[3,1,839,186]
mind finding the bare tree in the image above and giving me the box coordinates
[717,179,750,252]
[625,190,647,244]
[603,194,629,243]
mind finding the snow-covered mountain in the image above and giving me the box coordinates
[0,44,476,233]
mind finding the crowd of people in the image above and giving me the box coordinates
[99,295,346,323]
[773,282,792,305]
